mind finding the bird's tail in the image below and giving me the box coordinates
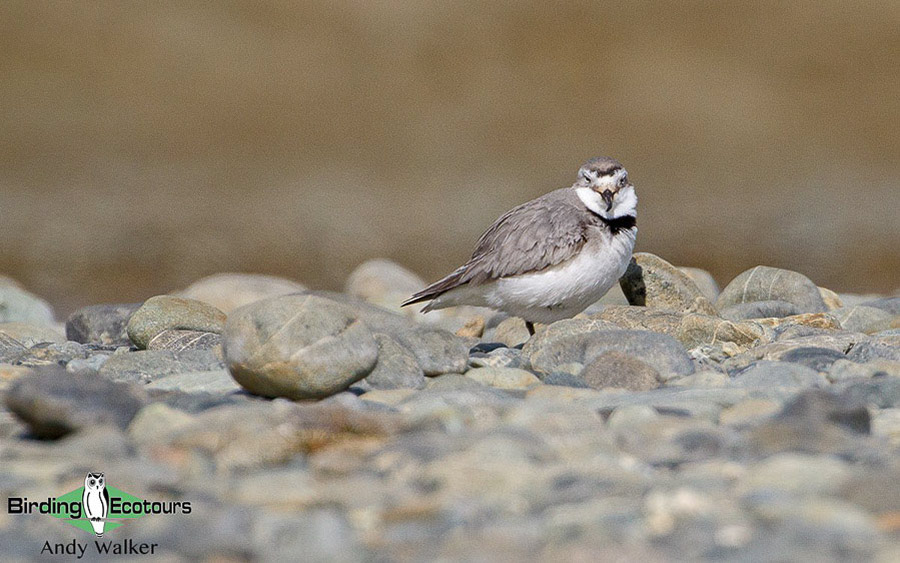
[401,266,468,308]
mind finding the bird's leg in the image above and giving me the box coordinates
[525,321,535,336]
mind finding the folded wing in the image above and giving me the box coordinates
[403,189,590,306]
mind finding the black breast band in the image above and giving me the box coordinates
[600,215,636,235]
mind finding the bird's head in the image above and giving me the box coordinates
[574,156,637,219]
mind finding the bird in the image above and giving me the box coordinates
[403,156,638,336]
[82,472,110,537]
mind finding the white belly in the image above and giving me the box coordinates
[432,228,636,323]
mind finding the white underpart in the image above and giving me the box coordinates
[575,187,607,216]
[611,185,637,218]
[429,224,637,323]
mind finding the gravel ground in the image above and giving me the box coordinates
[1,257,899,561]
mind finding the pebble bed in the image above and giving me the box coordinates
[1,255,899,561]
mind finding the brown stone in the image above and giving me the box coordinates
[580,352,661,391]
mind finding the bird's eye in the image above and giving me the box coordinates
[617,175,627,188]
[581,172,592,182]
[90,480,95,486]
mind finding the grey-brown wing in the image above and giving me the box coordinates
[403,189,588,305]
[462,190,589,283]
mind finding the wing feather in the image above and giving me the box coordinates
[462,188,588,283]
[403,188,590,305]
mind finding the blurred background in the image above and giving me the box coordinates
[1,1,897,316]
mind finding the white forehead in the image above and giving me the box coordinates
[581,166,627,178]
[582,168,628,188]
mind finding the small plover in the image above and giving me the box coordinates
[403,157,638,335]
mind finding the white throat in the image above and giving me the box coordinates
[576,186,637,220]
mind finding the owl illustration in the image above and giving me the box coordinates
[82,472,109,537]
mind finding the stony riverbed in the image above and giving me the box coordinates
[1,255,899,561]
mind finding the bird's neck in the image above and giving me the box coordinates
[599,214,636,235]
[575,187,636,234]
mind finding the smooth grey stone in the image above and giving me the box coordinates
[425,373,487,392]
[300,290,412,333]
[465,366,540,389]
[592,306,770,349]
[122,502,257,559]
[127,295,226,349]
[65,353,111,376]
[730,361,828,389]
[360,333,426,390]
[525,325,694,379]
[619,253,718,314]
[145,328,223,351]
[469,342,509,354]
[0,285,55,324]
[776,389,870,434]
[586,387,746,419]
[720,332,869,373]
[321,390,400,414]
[847,335,900,362]
[579,352,661,391]
[467,345,524,369]
[133,401,400,472]
[65,303,140,346]
[832,377,900,409]
[739,491,879,561]
[256,509,365,563]
[838,293,884,307]
[490,317,532,347]
[831,305,893,334]
[398,386,514,413]
[345,259,425,299]
[689,342,733,370]
[678,267,720,302]
[315,291,473,370]
[145,369,242,394]
[99,349,224,384]
[841,466,900,515]
[720,300,801,321]
[4,366,148,438]
[150,390,257,413]
[392,326,468,376]
[253,291,466,378]
[541,372,590,388]
[0,332,26,363]
[54,425,132,460]
[828,359,900,382]
[860,297,900,315]
[773,324,835,341]
[344,259,425,317]
[606,404,660,430]
[524,318,619,344]
[14,340,89,367]
[175,272,306,313]
[224,294,378,400]
[261,291,466,377]
[0,322,65,347]
[666,370,730,387]
[717,266,827,314]
[778,347,847,372]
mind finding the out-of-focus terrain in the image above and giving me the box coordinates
[1,1,897,315]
